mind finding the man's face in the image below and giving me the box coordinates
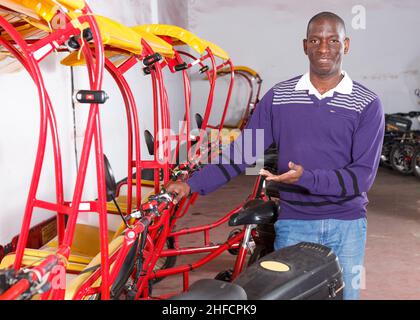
[303,18,350,77]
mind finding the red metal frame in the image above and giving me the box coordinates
[0,5,114,299]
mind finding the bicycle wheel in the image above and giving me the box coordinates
[109,236,176,299]
[390,143,415,175]
[380,139,395,167]
[412,147,420,179]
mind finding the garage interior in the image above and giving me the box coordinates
[0,0,419,300]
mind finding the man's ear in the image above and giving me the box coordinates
[344,37,350,54]
[303,39,308,55]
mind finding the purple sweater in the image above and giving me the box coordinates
[187,75,385,220]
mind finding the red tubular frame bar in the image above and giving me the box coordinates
[103,56,140,212]
[218,67,263,130]
[226,72,254,129]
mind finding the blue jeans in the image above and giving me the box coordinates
[274,218,367,300]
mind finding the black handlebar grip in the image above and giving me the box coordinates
[67,36,80,50]
[74,90,109,104]
[143,53,162,67]
[174,62,188,71]
[199,65,209,74]
[140,217,151,229]
[83,28,93,42]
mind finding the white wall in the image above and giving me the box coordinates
[0,54,75,244]
[0,0,188,243]
[188,0,420,118]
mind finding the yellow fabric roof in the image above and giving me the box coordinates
[0,0,59,22]
[132,24,229,60]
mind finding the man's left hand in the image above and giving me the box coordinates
[259,161,304,184]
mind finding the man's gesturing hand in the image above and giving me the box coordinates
[259,161,304,184]
[165,181,191,204]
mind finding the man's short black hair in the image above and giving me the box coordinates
[306,12,346,37]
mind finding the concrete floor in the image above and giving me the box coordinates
[153,167,420,300]
[362,167,420,299]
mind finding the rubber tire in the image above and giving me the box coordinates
[380,140,395,167]
[390,143,415,175]
[412,147,420,180]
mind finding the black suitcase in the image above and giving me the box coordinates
[234,242,344,300]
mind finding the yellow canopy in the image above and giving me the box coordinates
[0,1,89,44]
[0,0,85,22]
[61,17,175,67]
[132,24,229,60]
[0,0,59,22]
[131,27,175,58]
[82,15,143,55]
[60,50,130,67]
[217,65,259,77]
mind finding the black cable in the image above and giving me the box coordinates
[111,195,130,229]
[70,66,79,172]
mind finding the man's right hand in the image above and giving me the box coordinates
[165,181,191,204]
